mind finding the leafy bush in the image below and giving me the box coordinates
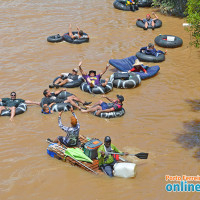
[185,0,200,48]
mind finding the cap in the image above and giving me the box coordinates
[117,95,124,102]
[104,136,111,143]
[148,43,154,48]
[146,14,151,17]
[73,68,78,72]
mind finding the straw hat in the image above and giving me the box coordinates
[132,60,143,67]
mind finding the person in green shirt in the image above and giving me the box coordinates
[0,92,40,121]
[97,136,129,177]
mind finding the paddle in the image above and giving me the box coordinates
[46,140,98,174]
[108,152,148,159]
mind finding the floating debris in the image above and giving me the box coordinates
[186,99,200,112]
[176,120,200,160]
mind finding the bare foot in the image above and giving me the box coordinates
[101,83,106,87]
[81,109,87,113]
[96,110,101,115]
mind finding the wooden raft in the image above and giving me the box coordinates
[47,135,104,175]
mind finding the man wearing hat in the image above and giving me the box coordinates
[78,61,110,88]
[137,12,158,30]
[98,136,129,177]
[139,43,167,57]
[49,68,79,88]
[81,94,124,116]
[128,59,147,74]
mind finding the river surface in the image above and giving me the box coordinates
[0,0,200,200]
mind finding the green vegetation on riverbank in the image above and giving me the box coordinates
[152,0,200,48]
[185,0,200,48]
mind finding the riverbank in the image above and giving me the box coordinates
[152,0,187,17]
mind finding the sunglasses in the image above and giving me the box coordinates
[11,94,16,96]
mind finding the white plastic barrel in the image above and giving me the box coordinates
[113,162,136,178]
[183,23,192,27]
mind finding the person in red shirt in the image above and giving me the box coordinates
[128,60,147,74]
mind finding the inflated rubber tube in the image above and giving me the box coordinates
[93,106,125,118]
[138,0,152,7]
[110,72,141,89]
[134,65,160,80]
[80,79,113,94]
[136,19,162,29]
[47,34,63,43]
[52,75,84,88]
[136,52,165,63]
[51,103,73,112]
[155,35,183,48]
[113,0,138,11]
[63,32,89,44]
[0,102,27,116]
[40,91,77,110]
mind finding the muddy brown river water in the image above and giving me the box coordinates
[1,0,200,199]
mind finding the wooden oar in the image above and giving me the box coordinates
[46,140,98,175]
[108,152,148,159]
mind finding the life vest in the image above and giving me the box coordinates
[126,0,133,5]
[113,101,122,110]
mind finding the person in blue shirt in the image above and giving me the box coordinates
[140,43,167,57]
[41,105,54,114]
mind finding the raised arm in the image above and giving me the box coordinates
[76,25,80,34]
[78,61,87,76]
[101,95,114,102]
[152,12,158,20]
[58,111,70,132]
[54,89,66,95]
[100,63,110,77]
[69,24,75,39]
